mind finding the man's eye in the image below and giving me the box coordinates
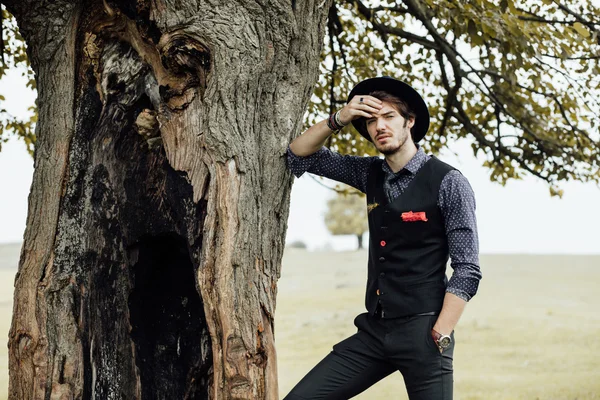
[386,115,394,119]
[366,120,374,125]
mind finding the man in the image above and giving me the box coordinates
[283,76,482,400]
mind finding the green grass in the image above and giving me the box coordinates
[1,244,599,399]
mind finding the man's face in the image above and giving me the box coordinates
[365,101,415,155]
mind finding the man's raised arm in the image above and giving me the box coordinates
[289,96,383,157]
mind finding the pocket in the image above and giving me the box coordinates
[425,315,441,353]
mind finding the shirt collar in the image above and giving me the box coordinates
[382,146,428,176]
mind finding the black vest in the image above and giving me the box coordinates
[366,156,456,318]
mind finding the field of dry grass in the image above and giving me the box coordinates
[277,249,600,399]
[0,243,599,399]
[0,243,20,400]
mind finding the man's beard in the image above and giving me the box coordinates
[377,130,409,155]
[380,144,401,155]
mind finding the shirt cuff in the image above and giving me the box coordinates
[446,275,481,302]
[446,287,471,302]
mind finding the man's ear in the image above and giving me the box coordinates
[408,117,416,129]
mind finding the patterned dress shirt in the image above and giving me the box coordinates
[287,145,482,302]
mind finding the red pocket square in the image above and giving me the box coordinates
[401,211,428,222]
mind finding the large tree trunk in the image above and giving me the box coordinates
[5,0,329,398]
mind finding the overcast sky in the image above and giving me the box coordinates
[2,67,600,254]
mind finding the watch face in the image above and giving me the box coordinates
[438,336,451,348]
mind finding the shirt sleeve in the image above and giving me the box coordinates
[286,146,376,193]
[438,170,482,302]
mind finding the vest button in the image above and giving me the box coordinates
[378,256,386,262]
[380,240,386,247]
[380,272,385,277]
[376,289,380,295]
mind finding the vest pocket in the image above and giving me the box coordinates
[391,219,429,245]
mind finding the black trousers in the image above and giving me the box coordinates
[283,312,454,400]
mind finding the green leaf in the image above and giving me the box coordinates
[573,22,590,38]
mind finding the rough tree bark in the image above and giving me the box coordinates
[4,0,329,398]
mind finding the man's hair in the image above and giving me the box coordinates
[356,90,417,136]
[369,90,416,123]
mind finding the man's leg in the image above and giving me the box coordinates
[403,343,453,400]
[283,331,396,400]
[387,315,454,400]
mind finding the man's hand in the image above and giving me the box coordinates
[289,95,383,157]
[338,95,383,125]
[431,329,451,353]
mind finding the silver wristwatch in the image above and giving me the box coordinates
[437,334,452,350]
[432,329,452,351]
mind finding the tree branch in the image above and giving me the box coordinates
[348,0,439,50]
[372,5,409,14]
[554,2,600,30]
[517,16,579,25]
[452,104,553,183]
[533,55,600,117]
[435,51,461,139]
[379,25,440,50]
[540,53,600,60]
[516,5,599,27]
[401,0,461,74]
[403,1,590,169]
[0,7,4,65]
[438,58,574,176]
[461,73,565,151]
[350,0,388,42]
[309,174,362,195]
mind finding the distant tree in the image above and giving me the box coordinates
[324,187,368,250]
[287,240,308,250]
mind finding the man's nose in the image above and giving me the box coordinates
[376,117,386,130]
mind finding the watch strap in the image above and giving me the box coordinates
[431,329,451,349]
[431,329,442,343]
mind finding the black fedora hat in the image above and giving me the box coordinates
[346,76,430,143]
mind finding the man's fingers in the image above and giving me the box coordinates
[355,96,383,107]
[356,103,381,113]
[365,95,383,104]
[353,101,382,115]
[339,96,382,122]
[355,99,379,107]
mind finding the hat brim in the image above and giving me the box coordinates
[347,77,430,143]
